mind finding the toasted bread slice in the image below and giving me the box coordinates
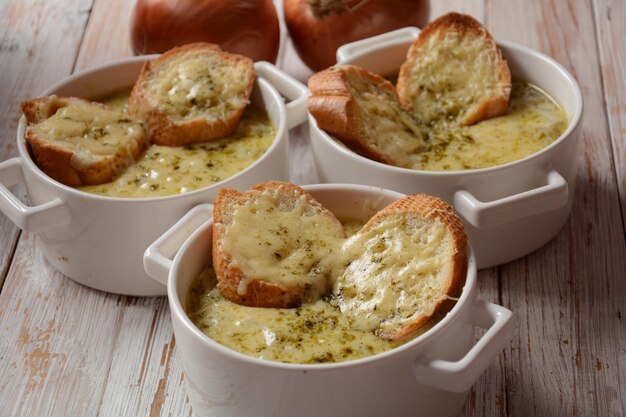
[397,12,512,126]
[212,181,346,308]
[21,95,148,187]
[334,194,467,340]
[128,42,255,146]
[308,65,426,167]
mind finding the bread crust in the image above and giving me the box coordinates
[397,12,511,126]
[360,193,467,340]
[128,42,255,146]
[212,181,345,308]
[308,65,399,165]
[21,96,147,187]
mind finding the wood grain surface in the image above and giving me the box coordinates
[594,0,626,222]
[0,0,624,416]
[487,0,626,415]
[74,0,134,71]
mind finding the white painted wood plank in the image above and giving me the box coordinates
[0,234,124,417]
[593,0,626,226]
[429,0,486,23]
[73,0,134,71]
[488,0,626,415]
[98,297,191,417]
[0,218,20,287]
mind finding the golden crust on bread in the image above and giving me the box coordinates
[336,193,467,341]
[397,12,511,126]
[212,181,346,308]
[213,187,304,308]
[128,42,255,146]
[21,95,147,187]
[308,65,426,166]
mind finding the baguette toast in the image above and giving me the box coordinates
[212,181,346,308]
[397,12,511,126]
[128,42,255,146]
[21,95,147,187]
[334,193,467,340]
[308,65,426,166]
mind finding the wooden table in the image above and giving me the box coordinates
[1,1,624,416]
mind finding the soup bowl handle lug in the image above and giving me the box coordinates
[254,61,309,130]
[0,157,71,233]
[453,168,568,228]
[413,299,514,393]
[144,203,214,286]
[336,27,421,63]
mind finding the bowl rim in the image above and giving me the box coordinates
[310,38,584,177]
[16,55,289,203]
[168,183,478,371]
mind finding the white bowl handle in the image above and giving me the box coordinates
[336,27,420,63]
[254,61,310,130]
[0,157,71,233]
[143,204,213,286]
[414,299,514,393]
[454,169,568,228]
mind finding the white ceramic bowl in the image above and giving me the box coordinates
[309,27,584,269]
[144,184,514,417]
[0,57,309,296]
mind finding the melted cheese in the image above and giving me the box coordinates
[97,88,133,111]
[334,214,451,334]
[31,104,145,158]
[144,51,251,121]
[340,219,365,237]
[220,189,345,298]
[79,105,274,197]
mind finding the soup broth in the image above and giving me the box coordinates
[78,90,275,198]
[185,219,446,364]
[402,80,568,171]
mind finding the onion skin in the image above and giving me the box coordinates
[131,0,281,63]
[284,0,429,71]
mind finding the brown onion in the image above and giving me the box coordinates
[284,0,429,71]
[131,0,281,63]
